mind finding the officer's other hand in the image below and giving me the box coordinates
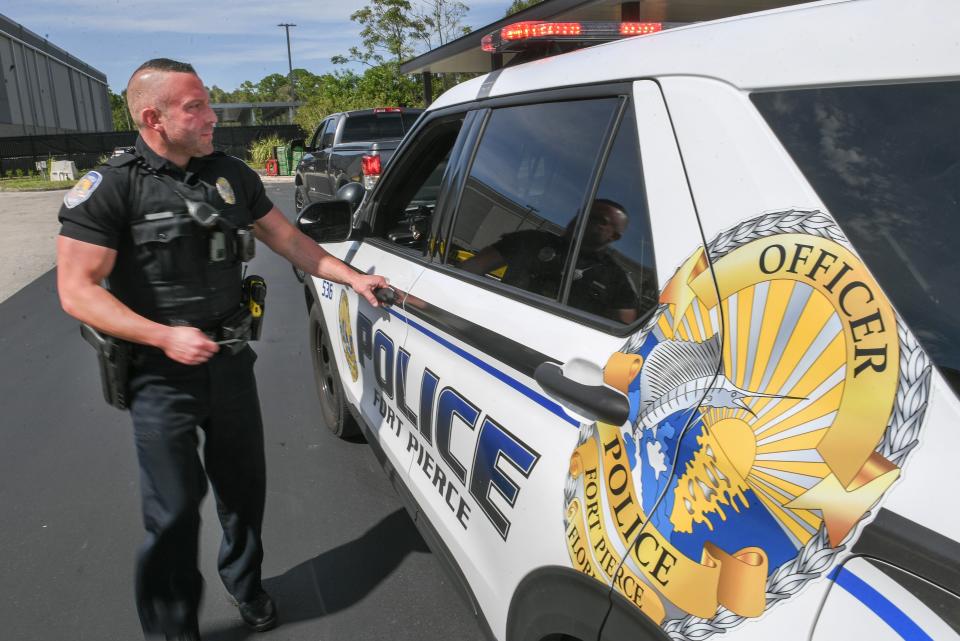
[351,273,389,308]
[162,326,220,365]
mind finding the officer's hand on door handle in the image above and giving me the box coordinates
[350,273,389,307]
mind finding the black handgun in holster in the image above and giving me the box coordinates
[80,323,132,410]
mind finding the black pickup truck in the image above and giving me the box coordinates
[293,107,423,211]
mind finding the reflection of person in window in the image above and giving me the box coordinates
[461,199,640,323]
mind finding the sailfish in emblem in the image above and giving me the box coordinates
[635,335,804,435]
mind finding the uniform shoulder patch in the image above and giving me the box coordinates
[63,171,103,209]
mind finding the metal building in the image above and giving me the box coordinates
[0,13,112,137]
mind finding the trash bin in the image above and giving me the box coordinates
[291,148,304,173]
[275,145,290,176]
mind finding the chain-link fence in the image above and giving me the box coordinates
[0,125,304,175]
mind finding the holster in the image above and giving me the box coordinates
[80,323,132,410]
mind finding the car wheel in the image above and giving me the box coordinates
[309,303,360,439]
[294,184,307,212]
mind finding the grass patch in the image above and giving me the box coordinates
[0,176,76,191]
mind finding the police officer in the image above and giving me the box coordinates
[55,59,387,641]
[461,199,639,323]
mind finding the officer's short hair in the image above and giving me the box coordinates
[127,59,199,127]
[131,58,197,77]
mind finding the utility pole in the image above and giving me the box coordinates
[277,23,297,101]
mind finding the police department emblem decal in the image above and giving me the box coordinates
[63,171,102,209]
[338,290,359,382]
[216,177,236,205]
[562,210,932,639]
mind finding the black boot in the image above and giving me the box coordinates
[237,590,278,632]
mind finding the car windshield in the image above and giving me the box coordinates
[752,81,960,394]
[341,112,420,143]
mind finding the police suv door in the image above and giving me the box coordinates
[312,110,474,489]
[395,82,721,640]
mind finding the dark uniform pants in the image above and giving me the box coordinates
[128,345,265,637]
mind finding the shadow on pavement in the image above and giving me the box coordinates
[204,508,429,640]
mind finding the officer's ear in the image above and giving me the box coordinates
[141,106,163,131]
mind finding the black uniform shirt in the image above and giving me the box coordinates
[58,136,274,326]
[59,136,273,249]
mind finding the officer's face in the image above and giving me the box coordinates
[157,72,218,158]
[583,203,628,250]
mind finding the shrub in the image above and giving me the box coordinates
[248,135,285,166]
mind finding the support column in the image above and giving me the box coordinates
[422,72,433,107]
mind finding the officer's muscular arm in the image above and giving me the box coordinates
[253,208,386,307]
[56,236,219,365]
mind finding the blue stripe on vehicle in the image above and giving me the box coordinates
[387,307,580,427]
[830,566,934,641]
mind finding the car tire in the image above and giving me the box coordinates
[309,303,360,439]
[294,184,307,212]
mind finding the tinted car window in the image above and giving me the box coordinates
[447,99,619,302]
[320,118,337,148]
[567,105,658,324]
[752,81,960,392]
[341,112,417,143]
[375,116,464,254]
[310,119,328,148]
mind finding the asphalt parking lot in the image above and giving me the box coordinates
[0,182,486,641]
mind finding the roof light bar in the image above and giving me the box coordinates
[482,20,665,54]
[620,22,663,36]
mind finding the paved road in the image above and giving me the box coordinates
[0,183,486,641]
[0,189,67,304]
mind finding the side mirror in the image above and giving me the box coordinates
[296,201,358,243]
[291,138,314,153]
[335,182,365,214]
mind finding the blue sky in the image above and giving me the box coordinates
[3,0,510,92]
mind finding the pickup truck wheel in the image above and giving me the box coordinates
[294,185,307,213]
[309,304,360,439]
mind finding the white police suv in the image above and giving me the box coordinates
[296,0,960,639]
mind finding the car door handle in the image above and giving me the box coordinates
[374,286,397,306]
[534,361,630,425]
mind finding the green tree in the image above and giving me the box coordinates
[293,64,424,135]
[233,80,260,103]
[505,0,540,16]
[412,0,470,50]
[290,68,327,101]
[331,0,437,117]
[332,0,422,68]
[207,85,230,103]
[257,73,294,101]
[109,89,133,131]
